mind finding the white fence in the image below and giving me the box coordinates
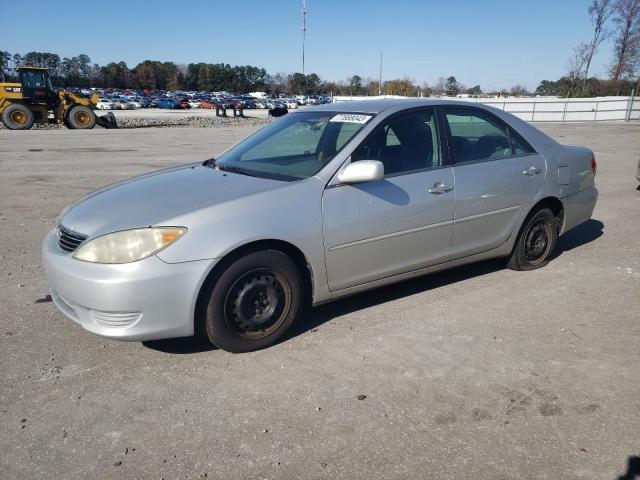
[331,95,640,123]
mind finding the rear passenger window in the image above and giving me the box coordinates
[445,108,511,163]
[509,127,536,155]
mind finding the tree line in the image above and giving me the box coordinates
[537,0,640,96]
[0,52,527,98]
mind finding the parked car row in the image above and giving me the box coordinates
[96,95,152,110]
[89,87,332,111]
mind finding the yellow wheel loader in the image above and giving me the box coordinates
[0,66,117,130]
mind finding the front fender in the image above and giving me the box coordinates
[155,176,332,304]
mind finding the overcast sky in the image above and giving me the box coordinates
[1,0,616,90]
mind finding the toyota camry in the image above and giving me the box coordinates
[42,99,598,352]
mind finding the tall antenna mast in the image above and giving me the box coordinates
[302,0,307,75]
[378,52,382,96]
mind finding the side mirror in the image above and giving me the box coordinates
[338,160,384,184]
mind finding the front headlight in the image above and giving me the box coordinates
[73,227,186,264]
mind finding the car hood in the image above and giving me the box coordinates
[59,164,284,237]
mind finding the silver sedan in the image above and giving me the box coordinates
[42,99,598,352]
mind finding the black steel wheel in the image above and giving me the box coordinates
[523,219,552,265]
[201,250,304,352]
[224,269,291,339]
[508,208,558,271]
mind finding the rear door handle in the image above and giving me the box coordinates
[428,182,453,195]
[523,165,541,176]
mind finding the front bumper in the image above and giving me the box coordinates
[42,230,216,341]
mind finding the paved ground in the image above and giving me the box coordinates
[0,122,639,480]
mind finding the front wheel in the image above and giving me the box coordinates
[67,105,96,129]
[508,208,558,271]
[201,250,304,353]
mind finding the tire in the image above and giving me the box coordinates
[67,105,96,129]
[2,104,34,130]
[201,250,304,353]
[508,208,558,271]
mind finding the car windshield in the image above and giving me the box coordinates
[214,111,373,181]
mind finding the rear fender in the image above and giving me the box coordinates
[556,145,595,196]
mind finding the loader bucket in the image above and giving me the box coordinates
[95,112,117,129]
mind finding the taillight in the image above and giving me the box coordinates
[591,155,597,176]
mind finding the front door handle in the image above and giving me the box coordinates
[428,182,453,195]
[523,165,541,176]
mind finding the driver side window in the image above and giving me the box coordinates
[352,109,440,175]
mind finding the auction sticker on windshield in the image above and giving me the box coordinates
[329,114,372,124]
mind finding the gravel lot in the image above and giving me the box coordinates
[0,122,639,479]
[110,107,272,128]
[0,108,273,130]
[109,107,272,120]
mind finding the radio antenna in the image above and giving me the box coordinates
[379,52,383,96]
[302,0,307,75]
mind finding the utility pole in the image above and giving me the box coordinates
[301,0,307,76]
[378,52,382,96]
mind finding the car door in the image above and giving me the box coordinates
[443,107,536,258]
[322,108,455,292]
[506,126,546,215]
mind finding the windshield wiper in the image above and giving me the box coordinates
[202,157,216,168]
[202,159,292,181]
[202,159,257,178]
[218,165,261,178]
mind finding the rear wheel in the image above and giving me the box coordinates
[67,105,96,129]
[508,208,558,271]
[201,250,304,353]
[2,104,34,130]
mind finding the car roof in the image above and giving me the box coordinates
[306,98,560,152]
[307,98,476,114]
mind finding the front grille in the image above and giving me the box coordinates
[57,224,87,253]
